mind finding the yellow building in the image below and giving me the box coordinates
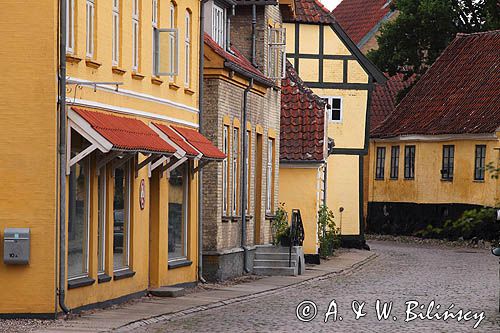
[281,0,386,254]
[0,0,224,316]
[368,31,500,234]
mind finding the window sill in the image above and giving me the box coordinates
[184,87,195,95]
[112,66,127,75]
[403,178,415,181]
[66,54,82,64]
[68,276,95,290]
[222,216,231,223]
[85,58,102,69]
[151,77,164,85]
[169,82,180,90]
[389,178,398,181]
[168,259,192,269]
[375,178,384,181]
[440,178,453,182]
[98,273,112,284]
[473,179,485,183]
[131,72,145,80]
[265,214,276,221]
[113,268,136,281]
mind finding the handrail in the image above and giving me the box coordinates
[289,209,305,267]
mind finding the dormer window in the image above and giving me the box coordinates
[205,1,227,49]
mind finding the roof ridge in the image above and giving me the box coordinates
[456,29,500,37]
[311,0,336,19]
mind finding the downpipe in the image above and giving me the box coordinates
[251,4,257,67]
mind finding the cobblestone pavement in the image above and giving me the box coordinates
[138,241,500,332]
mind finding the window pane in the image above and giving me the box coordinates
[97,169,106,274]
[168,164,187,260]
[113,163,130,270]
[331,98,341,109]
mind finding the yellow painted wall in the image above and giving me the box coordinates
[0,1,58,314]
[369,139,500,206]
[278,167,320,254]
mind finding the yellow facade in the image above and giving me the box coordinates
[0,0,202,315]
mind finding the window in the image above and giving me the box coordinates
[68,132,90,280]
[245,130,251,214]
[390,146,400,179]
[266,138,274,213]
[97,167,106,274]
[222,126,229,215]
[169,2,176,80]
[86,0,95,58]
[404,145,415,179]
[474,145,486,181]
[232,127,239,215]
[112,0,120,66]
[184,10,191,87]
[168,163,188,261]
[375,147,386,179]
[322,97,342,122]
[211,4,226,48]
[113,161,131,271]
[441,145,455,180]
[268,28,286,79]
[132,0,140,71]
[66,0,75,53]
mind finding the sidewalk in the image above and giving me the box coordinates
[39,249,376,333]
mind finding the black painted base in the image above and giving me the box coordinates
[367,201,482,235]
[340,235,368,250]
[304,254,320,265]
[0,313,57,320]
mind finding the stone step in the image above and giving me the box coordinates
[254,253,297,260]
[255,245,299,254]
[253,266,296,276]
[149,287,186,298]
[254,259,297,268]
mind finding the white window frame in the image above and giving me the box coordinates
[132,0,140,71]
[266,138,274,213]
[153,3,178,77]
[66,0,75,53]
[322,96,343,123]
[152,0,158,74]
[232,127,239,215]
[184,10,191,87]
[112,0,120,66]
[97,166,106,274]
[168,162,189,262]
[211,4,226,48]
[86,0,95,58]
[222,126,228,215]
[268,27,286,79]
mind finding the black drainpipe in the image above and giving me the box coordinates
[58,0,70,314]
[241,78,253,273]
[251,4,257,67]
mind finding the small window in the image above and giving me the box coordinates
[168,163,189,261]
[86,0,95,58]
[97,167,106,274]
[322,97,342,122]
[441,145,454,180]
[404,145,415,179]
[132,0,140,71]
[268,28,286,79]
[474,145,486,181]
[390,146,399,179]
[113,161,131,271]
[112,0,120,66]
[184,11,191,87]
[266,138,275,213]
[222,126,229,215]
[232,127,239,215]
[375,147,386,180]
[211,4,226,48]
[66,0,75,53]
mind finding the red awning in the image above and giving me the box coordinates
[170,125,226,160]
[70,107,176,154]
[152,123,201,158]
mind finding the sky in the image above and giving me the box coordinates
[320,0,343,11]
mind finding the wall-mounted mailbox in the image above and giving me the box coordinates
[3,228,30,265]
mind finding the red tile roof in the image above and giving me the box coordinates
[152,123,201,157]
[283,0,336,24]
[281,61,327,162]
[204,33,274,87]
[172,126,226,160]
[333,0,393,44]
[370,73,416,134]
[371,31,500,138]
[72,107,177,154]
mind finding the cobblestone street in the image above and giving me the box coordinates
[138,241,500,332]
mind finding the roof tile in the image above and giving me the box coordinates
[283,0,336,24]
[172,126,226,160]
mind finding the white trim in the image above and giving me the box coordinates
[68,109,114,152]
[67,77,199,114]
[149,156,168,177]
[372,133,498,143]
[167,156,187,173]
[71,97,199,128]
[66,0,75,53]
[321,96,343,123]
[169,126,203,160]
[149,123,187,159]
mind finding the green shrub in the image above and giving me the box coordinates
[318,205,341,257]
[272,203,289,246]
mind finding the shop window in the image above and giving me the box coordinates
[168,163,188,261]
[66,0,75,53]
[375,147,386,180]
[86,0,95,58]
[266,138,275,213]
[132,0,140,71]
[112,0,120,66]
[113,161,131,271]
[390,146,399,179]
[404,145,415,179]
[474,145,486,181]
[232,127,239,215]
[68,132,91,280]
[97,167,106,274]
[441,145,454,180]
[222,126,229,215]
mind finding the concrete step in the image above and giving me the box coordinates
[255,253,297,260]
[254,259,297,268]
[255,245,299,254]
[253,266,296,276]
[149,286,186,298]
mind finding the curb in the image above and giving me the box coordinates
[114,252,378,332]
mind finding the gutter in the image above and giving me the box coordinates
[198,0,208,284]
[241,78,254,274]
[58,0,70,314]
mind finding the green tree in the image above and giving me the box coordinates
[368,0,500,81]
